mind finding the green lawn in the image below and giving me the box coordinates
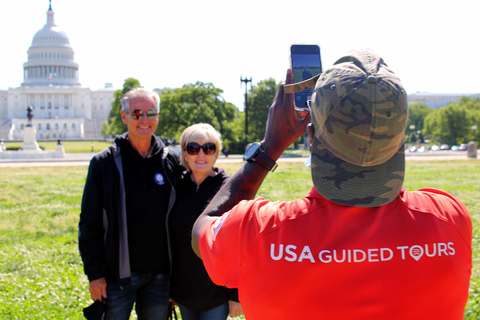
[4,140,113,153]
[0,160,479,319]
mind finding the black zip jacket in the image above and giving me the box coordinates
[78,133,181,286]
[169,168,238,310]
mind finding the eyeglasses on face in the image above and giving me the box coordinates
[185,142,216,155]
[127,109,159,120]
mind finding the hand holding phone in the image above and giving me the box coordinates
[290,44,322,112]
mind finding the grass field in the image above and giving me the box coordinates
[4,140,113,153]
[0,159,479,319]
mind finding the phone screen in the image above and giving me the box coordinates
[290,45,322,109]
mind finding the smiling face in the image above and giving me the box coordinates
[120,96,159,144]
[183,139,218,175]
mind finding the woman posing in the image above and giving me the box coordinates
[169,123,242,320]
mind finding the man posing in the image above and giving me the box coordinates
[192,49,472,320]
[79,88,181,319]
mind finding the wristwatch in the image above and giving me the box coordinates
[244,142,278,172]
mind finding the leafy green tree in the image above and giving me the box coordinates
[247,78,280,143]
[423,96,480,145]
[459,96,480,143]
[407,102,432,133]
[460,96,480,111]
[104,78,142,136]
[424,104,470,145]
[228,111,246,153]
[155,82,240,149]
[100,120,109,136]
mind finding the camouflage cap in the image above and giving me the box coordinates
[310,49,408,207]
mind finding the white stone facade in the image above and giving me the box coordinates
[0,2,114,140]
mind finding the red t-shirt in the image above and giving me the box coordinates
[199,188,472,320]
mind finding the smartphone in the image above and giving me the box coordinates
[290,44,322,110]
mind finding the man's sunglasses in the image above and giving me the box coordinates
[127,109,159,120]
[185,142,216,155]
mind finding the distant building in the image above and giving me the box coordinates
[408,92,480,109]
[0,2,115,140]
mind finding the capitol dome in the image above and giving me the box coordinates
[31,23,70,47]
[22,2,80,87]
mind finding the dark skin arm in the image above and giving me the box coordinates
[192,69,311,258]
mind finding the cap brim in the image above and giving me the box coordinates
[311,136,405,207]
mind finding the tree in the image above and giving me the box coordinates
[104,78,142,136]
[422,96,480,145]
[459,96,480,143]
[407,102,432,134]
[156,81,241,149]
[247,78,280,143]
[424,104,470,145]
[100,120,109,136]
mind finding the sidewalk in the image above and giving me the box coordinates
[0,151,477,167]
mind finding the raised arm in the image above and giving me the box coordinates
[192,69,311,257]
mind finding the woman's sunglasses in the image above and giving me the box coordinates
[185,142,216,155]
[127,109,159,120]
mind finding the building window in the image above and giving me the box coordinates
[21,124,24,130]
[72,123,76,129]
[46,123,51,130]
[38,124,42,130]
[55,123,59,130]
[63,123,67,129]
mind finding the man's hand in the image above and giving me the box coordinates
[261,69,311,160]
[89,277,107,302]
[229,300,243,318]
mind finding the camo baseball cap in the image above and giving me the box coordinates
[310,49,408,207]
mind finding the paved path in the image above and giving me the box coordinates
[0,151,477,168]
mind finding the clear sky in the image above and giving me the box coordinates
[1,0,478,110]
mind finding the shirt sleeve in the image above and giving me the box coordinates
[198,198,267,288]
[414,188,472,248]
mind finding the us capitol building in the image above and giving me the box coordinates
[0,2,114,140]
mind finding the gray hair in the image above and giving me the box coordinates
[120,88,160,112]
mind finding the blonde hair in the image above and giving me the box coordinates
[180,123,222,170]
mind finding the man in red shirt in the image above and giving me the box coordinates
[192,49,472,320]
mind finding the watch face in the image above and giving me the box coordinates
[244,142,260,160]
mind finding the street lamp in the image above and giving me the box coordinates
[240,77,252,146]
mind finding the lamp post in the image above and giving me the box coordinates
[240,77,252,146]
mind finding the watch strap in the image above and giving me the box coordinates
[248,143,278,172]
